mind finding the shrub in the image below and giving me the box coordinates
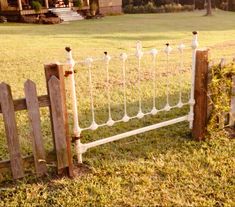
[123,4,134,13]
[64,0,69,6]
[207,62,235,137]
[138,5,146,13]
[74,0,83,8]
[154,0,174,7]
[154,6,165,13]
[182,4,194,11]
[122,0,133,7]
[145,2,155,13]
[164,4,183,13]
[0,16,7,23]
[31,1,42,12]
[123,3,190,14]
[123,3,191,14]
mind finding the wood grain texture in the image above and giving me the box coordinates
[192,50,209,141]
[0,95,50,113]
[229,76,235,126]
[44,63,73,177]
[0,151,56,171]
[48,76,69,171]
[0,82,24,179]
[24,80,47,176]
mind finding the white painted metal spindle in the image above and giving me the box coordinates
[86,57,98,130]
[164,43,172,111]
[189,31,199,129]
[65,47,83,163]
[136,41,144,119]
[120,53,130,122]
[150,49,158,115]
[104,52,114,126]
[177,43,185,108]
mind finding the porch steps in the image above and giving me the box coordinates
[49,8,83,22]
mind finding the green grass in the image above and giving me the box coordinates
[0,10,235,206]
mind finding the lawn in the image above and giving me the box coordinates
[0,10,235,206]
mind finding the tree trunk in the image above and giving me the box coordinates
[228,0,234,11]
[206,0,212,15]
[193,0,196,10]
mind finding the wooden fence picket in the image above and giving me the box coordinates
[229,76,235,126]
[0,82,24,179]
[48,76,70,174]
[45,63,73,177]
[24,80,47,176]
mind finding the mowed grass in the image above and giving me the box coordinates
[0,10,235,206]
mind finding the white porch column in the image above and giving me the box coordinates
[45,0,49,9]
[17,0,22,11]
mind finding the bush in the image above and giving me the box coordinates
[64,0,69,6]
[123,3,193,14]
[145,2,156,13]
[122,0,133,7]
[123,4,134,13]
[31,1,42,12]
[164,4,183,13]
[0,16,7,23]
[74,0,83,8]
[154,6,165,13]
[182,4,194,11]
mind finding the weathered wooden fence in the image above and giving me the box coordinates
[0,64,73,180]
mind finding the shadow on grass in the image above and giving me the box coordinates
[0,93,202,185]
[68,95,196,163]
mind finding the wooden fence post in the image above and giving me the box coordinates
[44,63,73,177]
[229,59,235,126]
[0,83,24,179]
[192,49,209,141]
[24,80,47,176]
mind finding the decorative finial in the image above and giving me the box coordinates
[65,46,75,68]
[65,47,71,52]
[191,31,199,50]
[104,51,111,63]
[164,43,172,55]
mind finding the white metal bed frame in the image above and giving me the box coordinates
[64,32,199,163]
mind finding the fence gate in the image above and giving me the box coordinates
[62,32,199,164]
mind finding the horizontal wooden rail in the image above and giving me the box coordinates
[0,95,50,113]
[0,152,56,171]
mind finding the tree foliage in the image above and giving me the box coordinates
[207,62,235,138]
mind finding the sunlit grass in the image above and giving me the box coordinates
[0,10,235,206]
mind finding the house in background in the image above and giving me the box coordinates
[0,0,122,21]
[98,0,122,14]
